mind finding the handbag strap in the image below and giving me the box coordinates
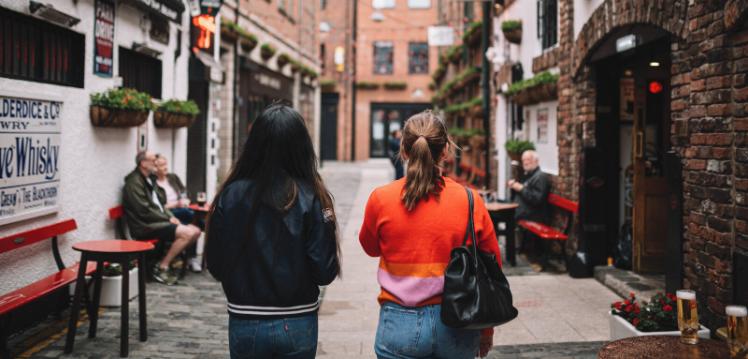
[463,187,479,267]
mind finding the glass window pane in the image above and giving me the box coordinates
[408,42,429,74]
[373,0,395,9]
[408,0,430,8]
[373,41,393,74]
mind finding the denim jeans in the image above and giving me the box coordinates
[229,313,318,359]
[375,302,481,359]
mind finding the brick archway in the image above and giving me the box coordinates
[571,0,689,78]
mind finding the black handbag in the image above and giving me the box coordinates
[441,187,519,329]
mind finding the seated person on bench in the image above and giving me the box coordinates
[508,150,551,265]
[123,151,200,285]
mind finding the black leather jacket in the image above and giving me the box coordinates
[513,167,551,223]
[206,179,339,319]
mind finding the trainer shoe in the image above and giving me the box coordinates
[152,264,178,285]
[188,256,203,273]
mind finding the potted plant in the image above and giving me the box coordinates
[70,262,139,307]
[356,81,380,90]
[506,71,559,106]
[463,21,482,46]
[320,79,336,92]
[220,20,241,41]
[239,32,258,52]
[383,81,407,90]
[610,292,711,340]
[90,88,153,127]
[260,43,277,61]
[277,53,291,68]
[447,44,463,64]
[153,99,200,128]
[502,20,522,44]
[504,139,535,161]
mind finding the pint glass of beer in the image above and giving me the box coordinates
[676,290,699,344]
[726,305,748,358]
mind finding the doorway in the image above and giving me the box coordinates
[590,31,672,273]
[321,93,339,161]
[370,103,431,158]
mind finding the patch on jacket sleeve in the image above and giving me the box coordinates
[322,208,335,223]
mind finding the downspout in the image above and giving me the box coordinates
[350,0,358,161]
[481,2,491,188]
[232,5,239,162]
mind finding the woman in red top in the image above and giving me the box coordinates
[360,111,501,359]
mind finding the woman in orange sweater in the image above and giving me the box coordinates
[359,111,501,359]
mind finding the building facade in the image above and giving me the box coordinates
[492,0,748,330]
[0,0,190,293]
[354,0,438,161]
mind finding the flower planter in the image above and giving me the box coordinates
[153,111,197,128]
[503,28,522,44]
[609,312,710,341]
[90,106,149,127]
[70,268,139,308]
[239,38,257,52]
[509,82,557,106]
[221,28,239,42]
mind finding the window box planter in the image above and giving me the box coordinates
[90,106,149,127]
[509,81,557,106]
[502,20,522,44]
[153,111,197,128]
[609,311,710,340]
[447,45,463,64]
[356,81,380,90]
[463,21,483,47]
[320,79,336,92]
[70,267,139,308]
[383,81,407,90]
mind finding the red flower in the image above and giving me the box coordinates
[663,305,673,312]
[623,300,630,306]
[625,305,634,312]
[634,307,641,314]
[632,318,640,327]
[630,292,636,299]
[614,302,622,310]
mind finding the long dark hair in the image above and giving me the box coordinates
[400,110,454,211]
[207,104,340,275]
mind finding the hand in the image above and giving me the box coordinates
[510,182,524,192]
[507,179,516,187]
[179,198,191,207]
[169,217,180,225]
[478,332,493,357]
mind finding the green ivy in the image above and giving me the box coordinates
[506,71,558,96]
[90,88,154,111]
[157,99,200,116]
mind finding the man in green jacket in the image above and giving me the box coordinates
[123,151,200,285]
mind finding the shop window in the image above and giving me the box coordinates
[0,7,84,87]
[373,0,395,9]
[119,47,162,99]
[537,0,557,49]
[408,42,428,74]
[373,41,393,75]
[408,0,430,8]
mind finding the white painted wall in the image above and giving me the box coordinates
[524,101,559,175]
[0,0,190,293]
[574,0,605,40]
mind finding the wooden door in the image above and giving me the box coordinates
[632,79,669,273]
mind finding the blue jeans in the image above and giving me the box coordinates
[229,314,318,359]
[375,303,481,359]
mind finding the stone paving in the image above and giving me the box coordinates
[15,160,624,358]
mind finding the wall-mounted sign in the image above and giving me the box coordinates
[536,108,548,144]
[192,14,216,50]
[616,34,637,53]
[189,0,223,16]
[0,95,62,225]
[94,0,115,77]
[128,0,184,22]
[428,26,454,47]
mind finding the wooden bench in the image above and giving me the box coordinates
[0,220,97,358]
[518,193,579,242]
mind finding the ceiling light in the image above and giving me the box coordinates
[649,61,660,67]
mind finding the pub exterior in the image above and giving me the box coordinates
[494,0,748,329]
[0,0,191,334]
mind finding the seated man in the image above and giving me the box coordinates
[508,150,551,269]
[123,151,200,285]
[154,155,204,272]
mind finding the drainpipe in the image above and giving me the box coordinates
[350,0,358,161]
[232,5,240,162]
[481,1,491,188]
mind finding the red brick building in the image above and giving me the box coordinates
[497,0,748,329]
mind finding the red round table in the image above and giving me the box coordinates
[64,240,154,358]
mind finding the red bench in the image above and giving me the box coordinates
[0,220,96,358]
[518,193,579,241]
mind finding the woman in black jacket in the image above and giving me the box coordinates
[206,104,341,359]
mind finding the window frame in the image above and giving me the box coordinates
[119,47,163,99]
[373,41,394,75]
[537,0,558,50]
[407,42,429,74]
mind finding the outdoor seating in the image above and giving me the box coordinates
[0,220,97,359]
[517,193,579,257]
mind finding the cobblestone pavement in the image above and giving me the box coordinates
[19,160,621,358]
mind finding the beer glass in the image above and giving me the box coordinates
[727,305,748,358]
[196,191,207,207]
[677,289,699,344]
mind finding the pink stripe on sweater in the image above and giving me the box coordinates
[377,267,444,306]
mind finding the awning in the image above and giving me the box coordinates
[125,0,185,22]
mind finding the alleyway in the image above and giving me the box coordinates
[17,161,621,359]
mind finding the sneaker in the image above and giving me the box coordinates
[188,257,203,273]
[152,264,178,285]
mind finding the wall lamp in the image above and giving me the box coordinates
[29,1,80,27]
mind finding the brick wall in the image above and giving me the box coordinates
[559,0,748,329]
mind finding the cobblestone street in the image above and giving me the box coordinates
[17,161,622,358]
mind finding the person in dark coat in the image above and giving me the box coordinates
[508,150,551,269]
[388,129,404,180]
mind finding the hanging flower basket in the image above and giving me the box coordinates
[260,43,277,61]
[502,20,522,44]
[220,21,241,41]
[90,106,149,127]
[153,111,197,128]
[239,37,257,52]
[277,53,291,68]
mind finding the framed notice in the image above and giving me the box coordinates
[94,0,115,77]
[537,108,549,143]
[0,95,62,225]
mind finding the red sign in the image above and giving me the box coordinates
[94,0,114,77]
[648,81,663,94]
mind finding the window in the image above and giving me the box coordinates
[408,42,428,74]
[321,0,327,10]
[537,0,557,49]
[320,44,326,72]
[0,7,84,87]
[373,41,393,74]
[408,0,430,8]
[373,0,395,9]
[119,47,162,98]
